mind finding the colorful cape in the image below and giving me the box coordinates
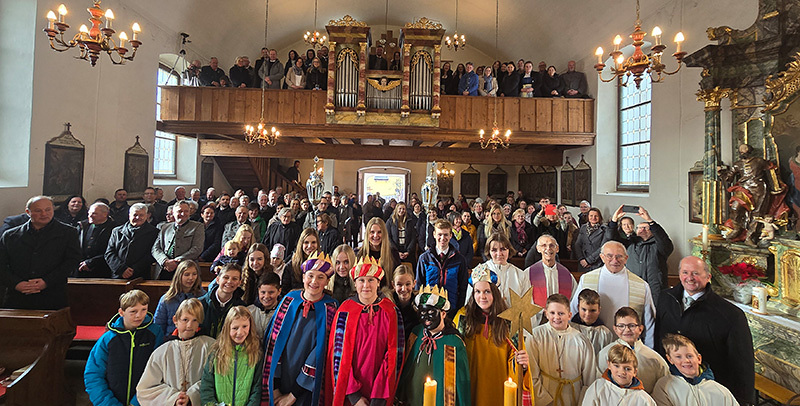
[325,297,404,405]
[261,290,338,406]
[398,324,471,406]
[528,261,574,307]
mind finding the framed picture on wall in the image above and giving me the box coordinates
[688,169,703,223]
[43,123,85,202]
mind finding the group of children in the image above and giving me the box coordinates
[84,241,739,406]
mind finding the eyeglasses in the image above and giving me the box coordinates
[614,323,640,330]
[603,253,627,261]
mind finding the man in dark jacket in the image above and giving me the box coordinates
[0,213,29,236]
[316,213,341,255]
[623,206,673,304]
[105,203,158,279]
[262,208,301,257]
[655,255,755,405]
[199,57,225,87]
[0,196,81,310]
[75,202,115,278]
[108,188,130,226]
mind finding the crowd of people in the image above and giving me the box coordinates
[0,185,754,405]
[180,46,591,99]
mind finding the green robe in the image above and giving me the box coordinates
[399,324,471,406]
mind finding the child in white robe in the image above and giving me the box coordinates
[570,289,614,357]
[530,293,597,406]
[137,298,215,406]
[582,344,656,405]
[598,307,668,393]
[651,334,738,406]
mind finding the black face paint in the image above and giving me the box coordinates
[419,304,442,331]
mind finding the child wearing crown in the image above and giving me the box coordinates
[261,252,339,406]
[326,256,405,406]
[398,285,471,406]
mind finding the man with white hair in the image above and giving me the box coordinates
[168,186,187,206]
[75,202,115,277]
[151,201,204,280]
[0,196,81,309]
[578,200,591,226]
[526,234,577,323]
[105,203,158,279]
[570,240,656,348]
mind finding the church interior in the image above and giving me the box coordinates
[3,0,800,404]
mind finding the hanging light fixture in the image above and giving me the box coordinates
[306,156,325,204]
[444,0,466,51]
[43,1,142,66]
[436,162,456,179]
[421,162,440,210]
[377,0,396,48]
[593,0,686,88]
[303,0,327,48]
[244,0,281,147]
[479,0,510,151]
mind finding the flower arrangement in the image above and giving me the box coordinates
[718,262,765,282]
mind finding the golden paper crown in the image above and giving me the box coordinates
[350,256,384,281]
[415,285,451,311]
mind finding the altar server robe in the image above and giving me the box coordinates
[651,373,738,406]
[581,373,656,406]
[136,335,216,406]
[597,339,669,394]
[529,323,597,406]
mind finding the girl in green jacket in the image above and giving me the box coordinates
[201,306,263,406]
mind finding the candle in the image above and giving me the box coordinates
[504,377,517,406]
[104,9,114,29]
[595,47,604,64]
[132,22,141,41]
[423,377,437,406]
[674,32,684,53]
[57,4,67,23]
[119,31,127,48]
[701,224,709,251]
[613,35,622,52]
[652,26,662,45]
[47,10,56,29]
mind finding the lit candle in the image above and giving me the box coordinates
[504,377,517,406]
[79,24,89,34]
[131,22,141,41]
[674,32,684,53]
[595,47,604,64]
[104,9,114,29]
[57,4,67,23]
[701,224,709,251]
[613,35,622,52]
[652,26,662,45]
[47,10,57,29]
[424,377,437,406]
[119,31,127,48]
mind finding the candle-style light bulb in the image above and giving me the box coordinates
[616,54,625,67]
[674,31,684,53]
[131,22,141,41]
[613,34,623,51]
[47,10,57,21]
[119,31,127,47]
[57,4,67,23]
[595,47,604,64]
[79,24,89,34]
[105,9,114,29]
[652,26,662,45]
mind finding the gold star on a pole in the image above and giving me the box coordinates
[498,287,542,336]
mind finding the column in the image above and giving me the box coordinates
[357,42,367,116]
[696,87,731,231]
[431,44,442,118]
[400,43,412,117]
[325,41,337,114]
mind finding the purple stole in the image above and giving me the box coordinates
[528,261,573,307]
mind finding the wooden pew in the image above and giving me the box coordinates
[68,277,139,326]
[0,308,75,406]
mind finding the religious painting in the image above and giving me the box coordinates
[531,166,557,201]
[43,123,84,202]
[437,174,453,199]
[574,156,592,203]
[460,165,480,198]
[561,158,575,206]
[688,167,704,224]
[123,136,149,200]
[487,166,507,199]
[770,93,800,230]
[201,157,215,194]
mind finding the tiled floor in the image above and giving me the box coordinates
[65,359,91,406]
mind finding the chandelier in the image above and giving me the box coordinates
[245,0,281,147]
[303,0,327,48]
[593,0,686,88]
[306,156,325,204]
[44,1,142,66]
[479,0,510,151]
[436,163,455,179]
[444,0,466,51]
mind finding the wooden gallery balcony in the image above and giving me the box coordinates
[158,87,595,166]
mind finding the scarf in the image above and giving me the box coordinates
[452,227,462,240]
[484,75,494,92]
[586,222,601,236]
[292,65,303,76]
[514,221,527,245]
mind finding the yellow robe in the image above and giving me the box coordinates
[454,308,532,406]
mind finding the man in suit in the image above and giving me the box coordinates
[142,187,167,226]
[105,203,158,279]
[151,201,204,280]
[221,205,252,246]
[369,46,389,70]
[75,202,115,278]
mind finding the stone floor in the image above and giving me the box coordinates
[65,359,91,406]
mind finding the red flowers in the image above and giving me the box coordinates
[718,262,765,282]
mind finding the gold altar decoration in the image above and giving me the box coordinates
[405,17,443,30]
[366,78,402,92]
[764,53,800,113]
[696,86,734,110]
[328,15,367,27]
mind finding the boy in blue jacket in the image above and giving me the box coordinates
[84,289,164,406]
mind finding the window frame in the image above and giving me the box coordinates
[616,75,652,192]
[154,64,180,179]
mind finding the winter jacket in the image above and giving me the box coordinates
[105,221,158,279]
[318,227,342,256]
[84,312,164,406]
[199,285,247,338]
[0,219,81,309]
[655,283,754,404]
[136,334,215,406]
[415,242,469,319]
[200,346,263,406]
[573,223,611,272]
[153,290,207,339]
[261,221,301,258]
[200,218,223,262]
[651,364,738,406]
[624,222,673,304]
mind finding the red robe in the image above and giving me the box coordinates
[326,296,404,405]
